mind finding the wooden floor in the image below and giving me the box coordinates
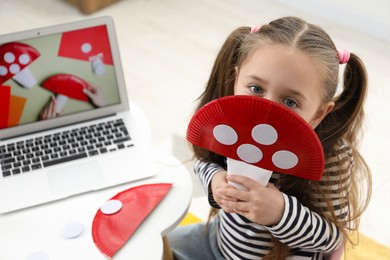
[1,0,389,257]
[345,232,390,260]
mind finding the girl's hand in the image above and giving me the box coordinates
[210,171,238,213]
[218,174,285,226]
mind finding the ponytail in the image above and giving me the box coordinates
[193,27,250,161]
[196,27,249,110]
[316,53,368,155]
[316,53,371,247]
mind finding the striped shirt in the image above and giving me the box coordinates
[195,140,352,259]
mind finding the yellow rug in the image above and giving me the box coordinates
[180,213,390,259]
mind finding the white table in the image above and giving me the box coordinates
[0,151,193,259]
[0,103,193,259]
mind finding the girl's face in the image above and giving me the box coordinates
[234,44,334,128]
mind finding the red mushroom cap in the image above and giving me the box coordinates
[186,95,325,180]
[41,74,91,101]
[0,42,40,85]
[92,183,172,258]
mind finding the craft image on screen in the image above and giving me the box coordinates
[0,25,121,129]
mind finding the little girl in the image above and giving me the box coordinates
[167,16,372,259]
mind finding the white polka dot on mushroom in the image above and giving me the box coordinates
[0,66,7,76]
[81,42,92,53]
[213,124,238,145]
[101,199,123,215]
[4,52,15,63]
[237,143,263,163]
[19,54,31,65]
[9,63,20,74]
[252,124,278,145]
[272,150,298,169]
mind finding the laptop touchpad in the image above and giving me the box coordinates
[47,161,105,197]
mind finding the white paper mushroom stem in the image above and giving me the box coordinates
[89,53,106,76]
[55,94,68,114]
[12,66,37,89]
[227,157,273,191]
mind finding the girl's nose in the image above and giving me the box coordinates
[262,94,277,103]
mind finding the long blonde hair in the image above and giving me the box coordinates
[193,16,371,259]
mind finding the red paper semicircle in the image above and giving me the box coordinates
[92,183,172,259]
[41,74,90,101]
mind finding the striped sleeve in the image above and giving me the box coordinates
[266,140,353,253]
[194,159,224,208]
[267,194,342,252]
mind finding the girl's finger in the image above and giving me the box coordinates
[219,187,249,202]
[221,200,249,212]
[228,174,264,190]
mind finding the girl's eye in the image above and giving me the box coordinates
[282,98,298,108]
[249,85,264,95]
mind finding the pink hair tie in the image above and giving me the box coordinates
[250,25,261,33]
[338,49,350,64]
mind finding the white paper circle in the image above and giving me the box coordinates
[26,251,50,260]
[9,63,20,74]
[81,42,92,53]
[101,199,123,215]
[237,143,263,163]
[252,124,278,145]
[272,150,298,169]
[213,124,238,145]
[61,222,85,239]
[4,52,15,63]
[0,65,7,76]
[19,54,31,65]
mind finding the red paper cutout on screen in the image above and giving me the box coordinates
[0,42,40,86]
[92,183,172,259]
[41,74,91,101]
[58,25,113,65]
[186,95,324,180]
[0,86,11,129]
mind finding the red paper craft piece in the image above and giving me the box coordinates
[0,86,11,129]
[0,42,40,87]
[186,95,324,180]
[58,25,113,65]
[92,183,172,259]
[41,74,91,101]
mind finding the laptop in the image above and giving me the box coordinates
[0,16,156,214]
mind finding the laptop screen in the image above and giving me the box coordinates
[0,17,128,139]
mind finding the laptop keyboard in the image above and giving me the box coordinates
[0,118,133,178]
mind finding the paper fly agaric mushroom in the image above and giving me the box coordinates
[92,183,172,259]
[41,74,91,113]
[58,25,113,76]
[186,95,324,190]
[0,42,40,88]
